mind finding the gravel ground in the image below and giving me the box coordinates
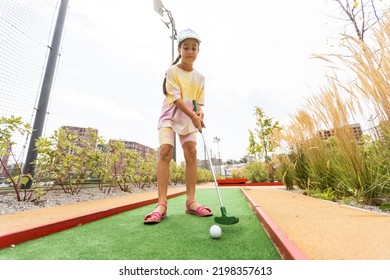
[0,185,163,215]
[287,188,389,215]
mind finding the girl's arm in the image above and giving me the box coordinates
[174,98,205,132]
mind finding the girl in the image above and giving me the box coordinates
[144,28,213,224]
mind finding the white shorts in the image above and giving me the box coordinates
[158,127,197,147]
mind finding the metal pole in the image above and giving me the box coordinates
[368,114,379,140]
[22,0,69,188]
[213,136,220,175]
[153,0,177,162]
[260,126,268,162]
[204,143,207,169]
[171,20,175,62]
[169,12,177,162]
[217,142,220,174]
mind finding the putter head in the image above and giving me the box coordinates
[214,207,239,225]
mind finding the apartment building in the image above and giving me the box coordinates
[0,144,11,181]
[0,154,10,180]
[60,126,156,159]
[375,120,390,140]
[115,140,156,159]
[61,126,99,148]
[317,123,363,141]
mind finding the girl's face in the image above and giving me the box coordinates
[178,38,199,65]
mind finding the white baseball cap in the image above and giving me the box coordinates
[177,28,201,45]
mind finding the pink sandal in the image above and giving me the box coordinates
[144,202,167,224]
[185,200,213,217]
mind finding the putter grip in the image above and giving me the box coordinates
[192,100,198,113]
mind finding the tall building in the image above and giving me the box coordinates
[61,126,99,148]
[60,126,156,159]
[0,155,9,180]
[198,158,221,167]
[115,140,156,159]
[0,144,11,181]
[375,120,390,140]
[317,123,362,141]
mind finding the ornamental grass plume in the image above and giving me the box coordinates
[280,13,390,203]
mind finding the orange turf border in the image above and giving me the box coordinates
[1,188,307,260]
[0,191,185,249]
[241,188,307,260]
[217,179,285,187]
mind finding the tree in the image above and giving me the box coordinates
[35,127,101,195]
[0,116,39,201]
[334,0,388,41]
[106,140,132,192]
[127,150,157,189]
[248,106,281,162]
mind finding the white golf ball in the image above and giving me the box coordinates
[210,225,222,239]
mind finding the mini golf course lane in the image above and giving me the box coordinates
[0,188,282,260]
[0,188,186,249]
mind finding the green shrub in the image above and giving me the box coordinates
[243,162,268,182]
[170,161,185,185]
[197,167,213,182]
[276,162,295,190]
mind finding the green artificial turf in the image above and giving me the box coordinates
[0,188,281,260]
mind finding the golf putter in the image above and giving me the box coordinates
[192,100,239,225]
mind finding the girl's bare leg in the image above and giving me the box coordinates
[182,141,213,215]
[145,144,172,222]
[182,141,199,208]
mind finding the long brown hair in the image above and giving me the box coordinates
[162,37,200,95]
[162,55,181,95]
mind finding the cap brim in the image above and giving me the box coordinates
[179,36,201,44]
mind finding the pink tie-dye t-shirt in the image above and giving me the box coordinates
[157,65,205,135]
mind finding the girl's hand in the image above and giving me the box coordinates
[191,112,205,132]
[173,98,206,131]
[198,111,206,129]
[198,110,205,121]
